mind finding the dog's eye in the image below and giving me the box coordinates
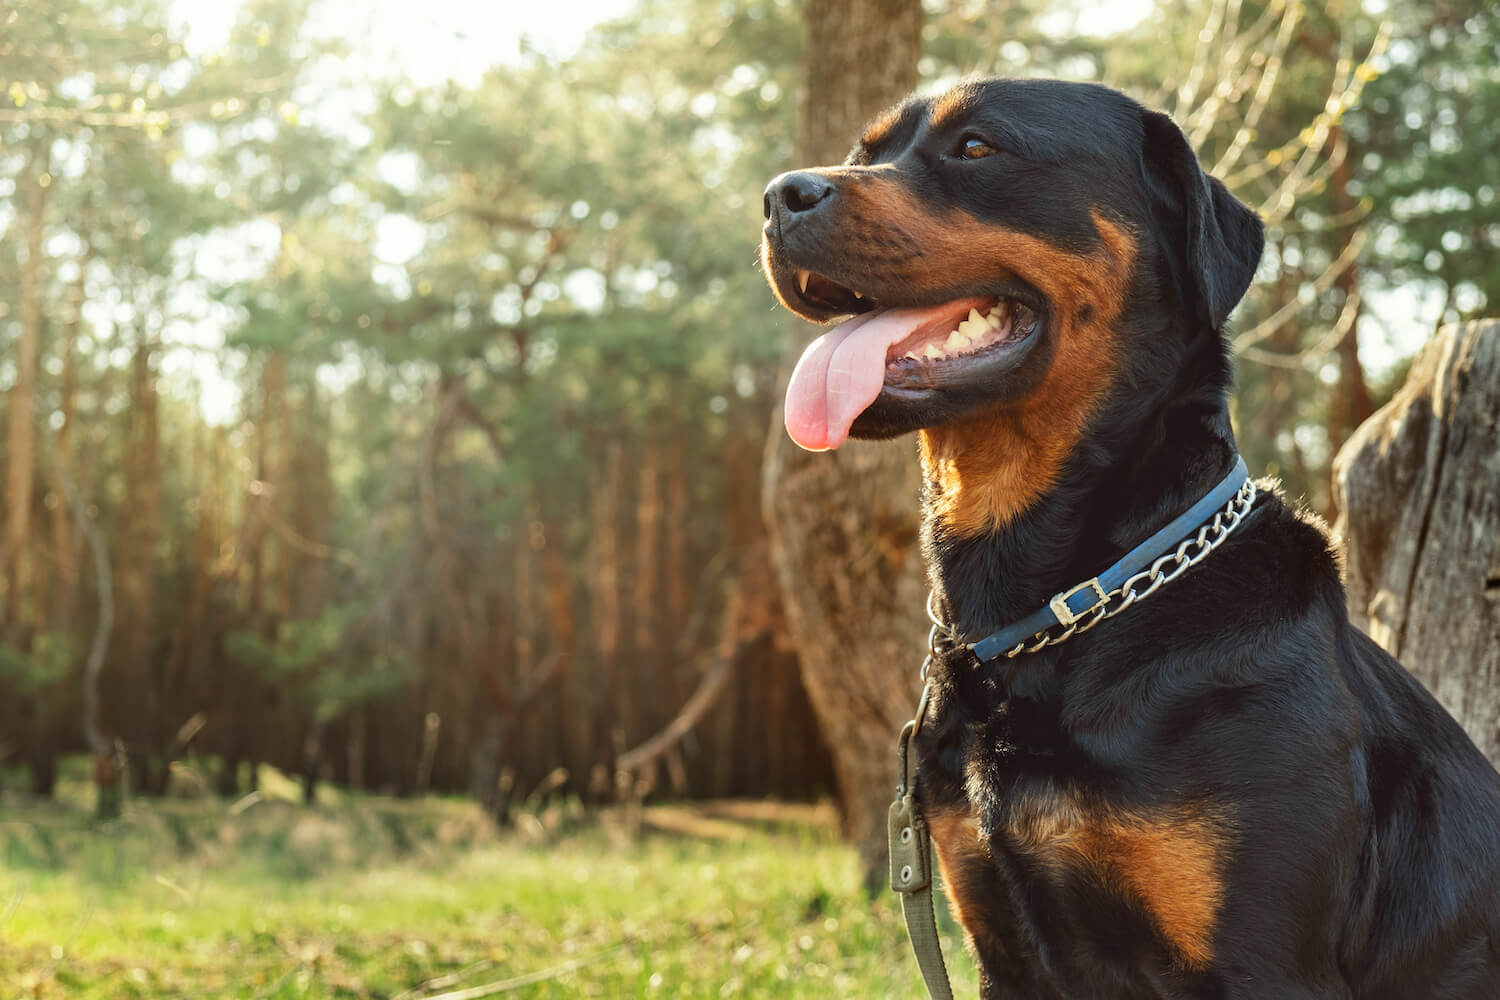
[959,137,998,160]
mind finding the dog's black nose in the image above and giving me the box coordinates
[763,171,834,220]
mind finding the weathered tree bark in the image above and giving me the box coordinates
[763,0,925,887]
[1333,320,1500,764]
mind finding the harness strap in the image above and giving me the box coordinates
[890,684,955,1000]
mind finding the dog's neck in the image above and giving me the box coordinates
[921,336,1240,642]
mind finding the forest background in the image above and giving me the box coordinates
[0,0,1495,834]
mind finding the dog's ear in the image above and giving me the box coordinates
[1140,109,1265,331]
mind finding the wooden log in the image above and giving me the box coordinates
[1333,320,1500,764]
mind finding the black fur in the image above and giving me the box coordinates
[762,78,1500,998]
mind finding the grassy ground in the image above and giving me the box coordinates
[0,768,975,999]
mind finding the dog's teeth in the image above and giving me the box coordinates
[904,350,919,360]
[944,331,968,352]
[924,344,943,360]
[797,270,810,294]
[986,311,1003,329]
[958,314,987,339]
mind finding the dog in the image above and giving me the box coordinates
[760,78,1500,998]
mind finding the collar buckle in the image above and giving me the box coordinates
[1049,577,1108,626]
[958,456,1255,664]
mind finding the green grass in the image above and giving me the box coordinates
[0,778,977,999]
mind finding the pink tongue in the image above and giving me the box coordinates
[784,304,955,452]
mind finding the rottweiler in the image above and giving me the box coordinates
[759,77,1500,998]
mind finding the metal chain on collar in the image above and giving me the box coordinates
[927,477,1258,664]
[920,590,956,680]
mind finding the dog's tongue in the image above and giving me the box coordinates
[784,303,953,452]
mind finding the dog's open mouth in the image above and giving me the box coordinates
[884,297,1036,364]
[783,271,1039,452]
[794,269,873,316]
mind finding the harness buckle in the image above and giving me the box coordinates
[1049,577,1108,626]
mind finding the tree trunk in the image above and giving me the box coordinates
[28,716,57,797]
[1,139,50,623]
[587,442,625,799]
[665,441,690,631]
[538,518,577,782]
[1333,320,1500,764]
[161,426,219,718]
[126,331,165,794]
[633,440,661,658]
[219,754,242,798]
[48,234,88,627]
[347,707,367,791]
[301,719,323,806]
[762,0,925,888]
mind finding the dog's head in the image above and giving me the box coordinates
[760,78,1264,456]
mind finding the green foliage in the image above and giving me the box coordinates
[227,607,412,721]
[0,633,78,695]
[228,611,343,676]
[1355,4,1500,316]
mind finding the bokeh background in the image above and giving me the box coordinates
[0,0,1495,994]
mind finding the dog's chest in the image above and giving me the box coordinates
[922,728,1233,987]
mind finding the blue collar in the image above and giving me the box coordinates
[968,456,1251,663]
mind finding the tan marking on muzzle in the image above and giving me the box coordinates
[826,176,1136,537]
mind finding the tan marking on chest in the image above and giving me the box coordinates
[927,807,988,930]
[1009,794,1231,970]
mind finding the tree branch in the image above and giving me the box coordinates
[1232,230,1367,353]
[615,636,762,778]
